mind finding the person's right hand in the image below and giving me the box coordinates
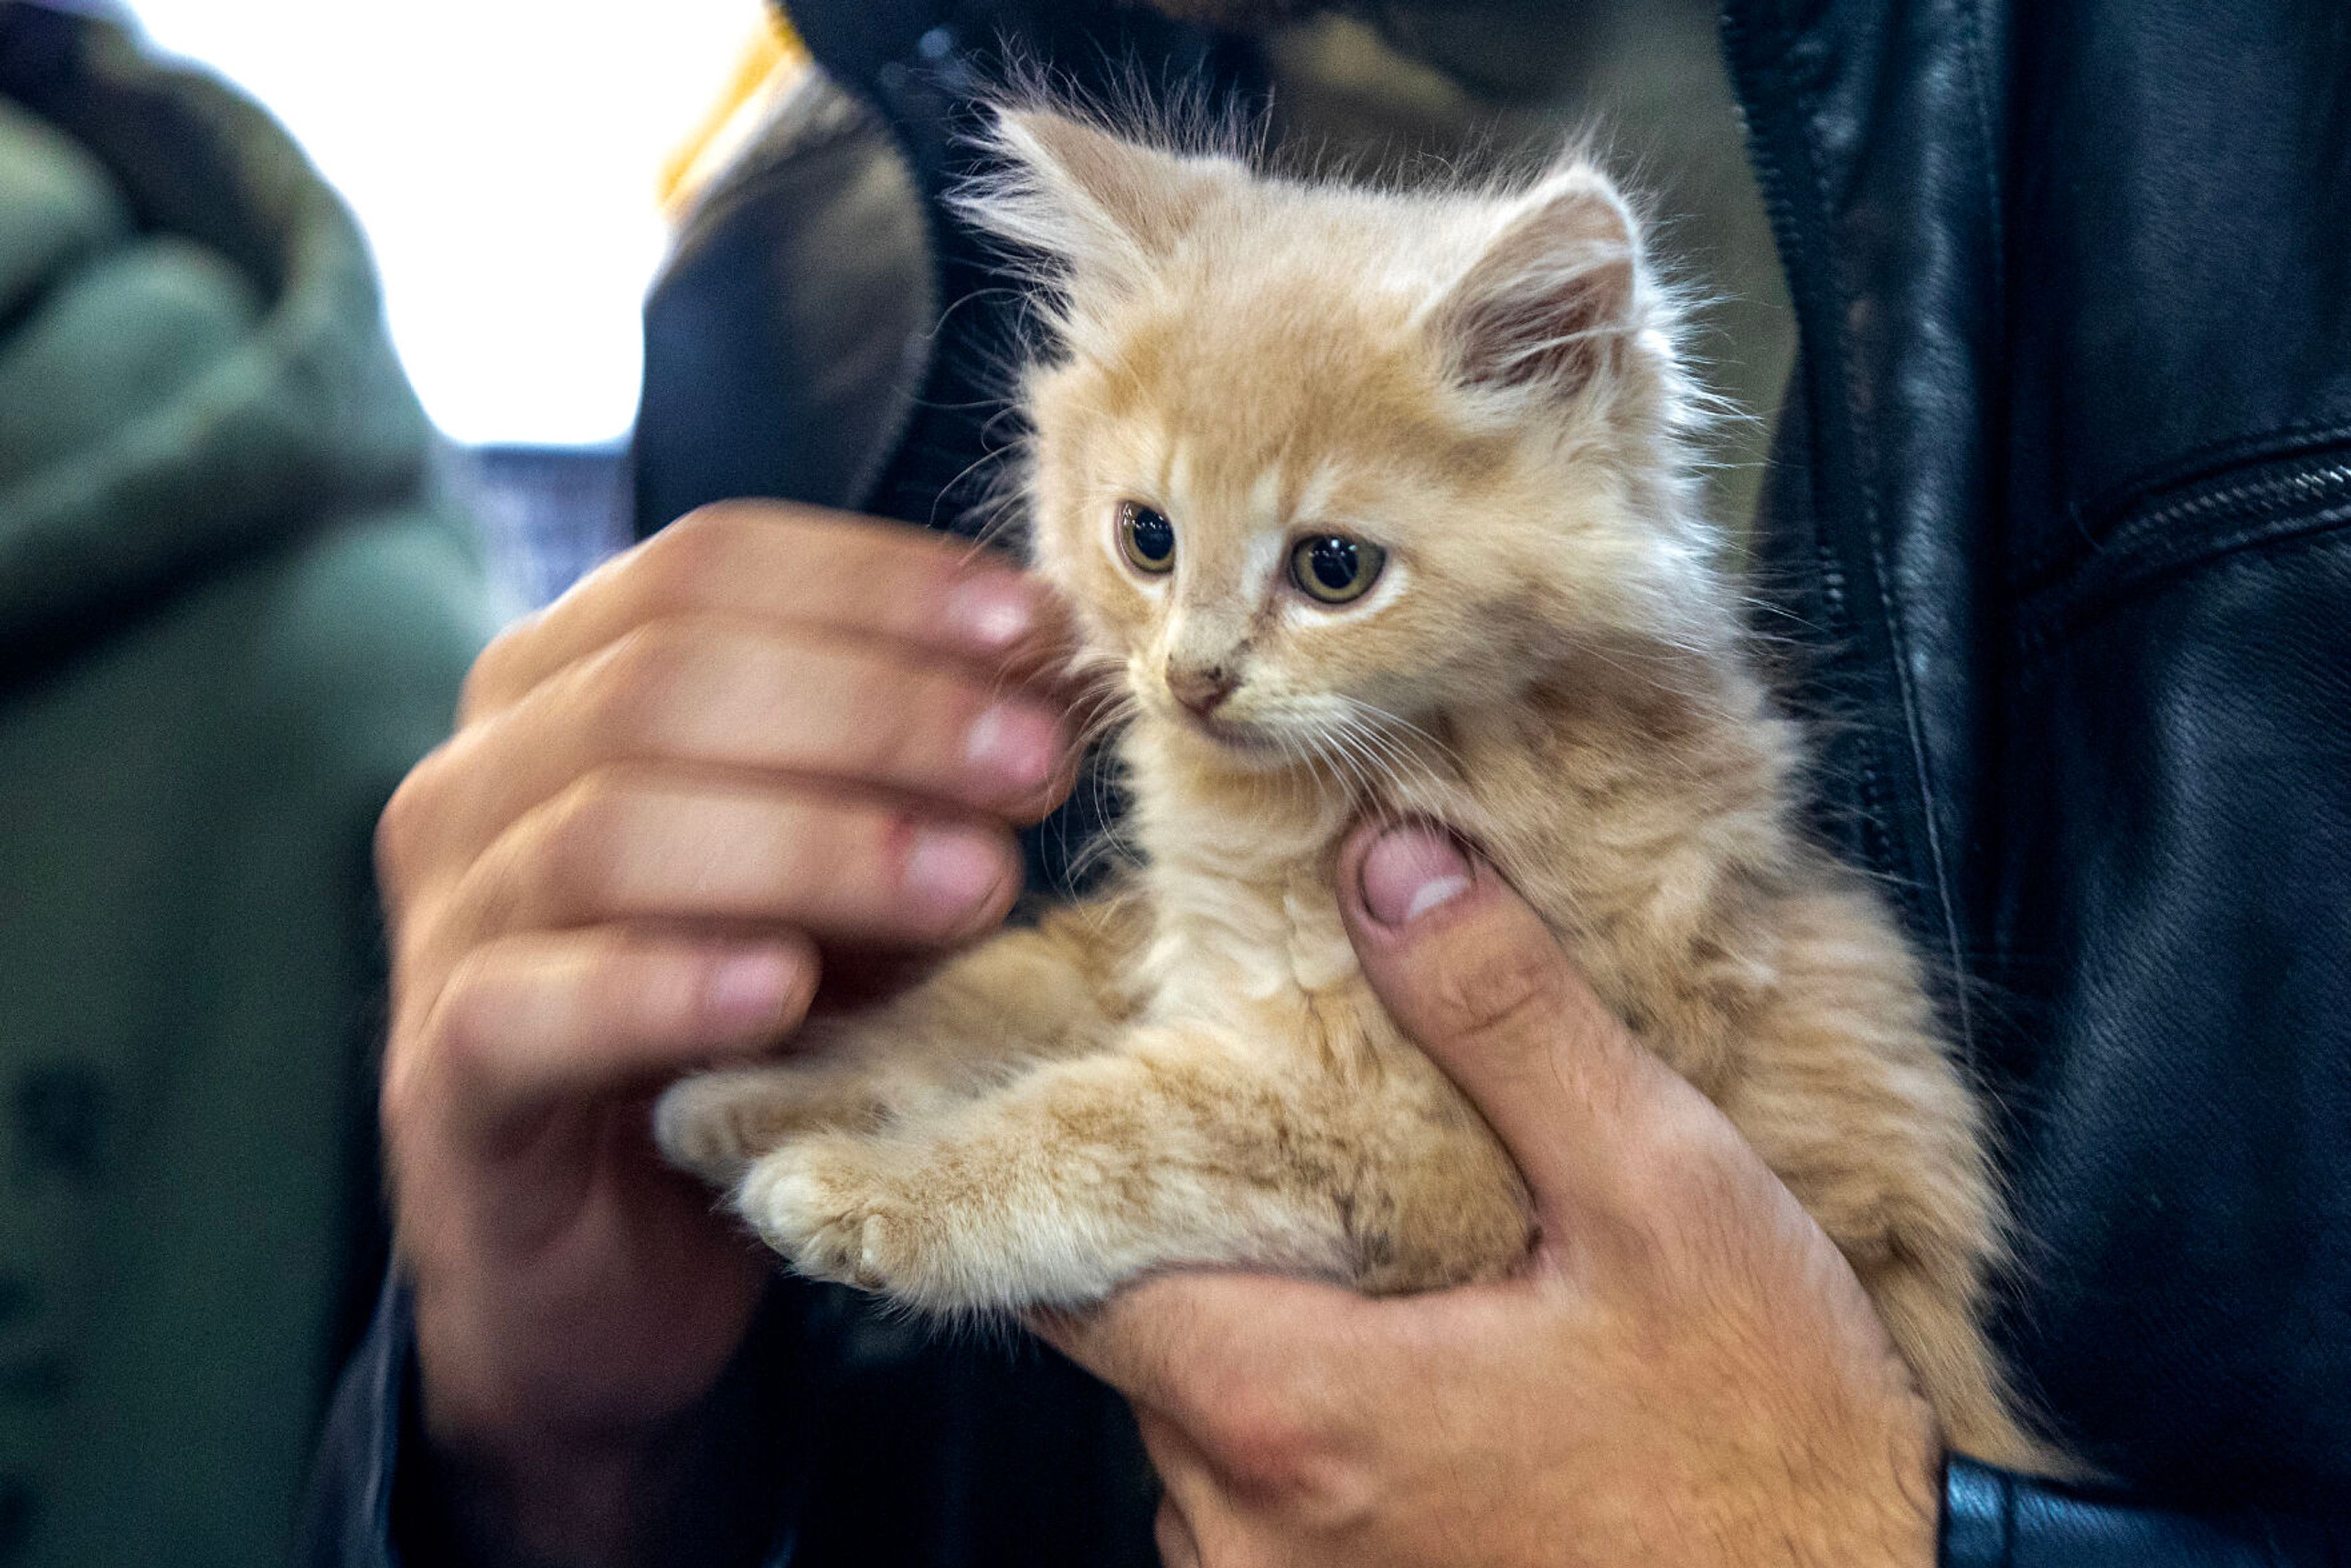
[376,502,1074,1564]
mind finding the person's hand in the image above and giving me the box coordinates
[377,502,1073,1564]
[1041,822,1940,1567]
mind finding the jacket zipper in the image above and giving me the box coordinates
[2019,448,2351,661]
[2105,456,2351,559]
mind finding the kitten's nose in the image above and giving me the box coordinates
[1166,660,1239,716]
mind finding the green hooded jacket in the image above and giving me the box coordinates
[0,6,498,1561]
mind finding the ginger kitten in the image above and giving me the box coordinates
[658,108,2053,1469]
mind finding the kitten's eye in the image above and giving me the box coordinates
[1289,534,1386,605]
[1117,501,1176,576]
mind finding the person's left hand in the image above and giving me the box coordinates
[1038,822,1941,1568]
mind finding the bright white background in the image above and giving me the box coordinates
[131,0,766,445]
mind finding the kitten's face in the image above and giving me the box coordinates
[1027,299,1577,771]
[978,112,1712,779]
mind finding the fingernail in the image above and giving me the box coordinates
[966,702,1062,792]
[705,951,798,1032]
[947,575,1035,651]
[904,826,1007,922]
[1360,824,1472,928]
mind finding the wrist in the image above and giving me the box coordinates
[1768,1395,1941,1568]
[408,1297,711,1568]
[1851,1411,1943,1568]
[413,1416,690,1568]
[404,1278,797,1568]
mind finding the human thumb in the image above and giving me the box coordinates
[1337,820,1675,1239]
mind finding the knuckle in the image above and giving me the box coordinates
[380,948,509,1137]
[457,620,534,718]
[1197,1375,1348,1512]
[377,1054,428,1150]
[782,801,867,893]
[1628,1097,1751,1221]
[378,1005,435,1136]
[1151,1504,1198,1568]
[638,504,746,604]
[853,664,966,780]
[1209,1403,1313,1495]
[582,623,698,750]
[800,650,895,768]
[664,498,760,539]
[926,668,989,740]
[426,948,511,1084]
[534,770,637,913]
[373,751,443,887]
[651,501,730,554]
[1426,939,1572,1051]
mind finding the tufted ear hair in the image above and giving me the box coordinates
[1430,163,1643,399]
[962,108,1236,302]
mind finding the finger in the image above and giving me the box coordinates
[1137,1411,1248,1561]
[410,621,1076,869]
[1037,1272,1363,1442]
[390,928,819,1145]
[1152,1498,1203,1568]
[1336,819,1706,1248]
[463,501,1063,718]
[462,772,1022,950]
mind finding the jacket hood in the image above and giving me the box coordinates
[0,2,432,658]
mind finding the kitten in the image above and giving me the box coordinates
[657,108,2053,1470]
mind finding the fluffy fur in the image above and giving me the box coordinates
[656,108,2055,1470]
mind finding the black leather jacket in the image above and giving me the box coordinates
[303,1,2351,1564]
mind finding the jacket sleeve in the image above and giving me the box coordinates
[294,1278,411,1568]
[296,1277,809,1568]
[1943,1459,2345,1566]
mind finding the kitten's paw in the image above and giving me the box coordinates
[736,1136,942,1301]
[653,1067,856,1185]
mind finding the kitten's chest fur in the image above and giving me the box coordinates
[1122,723,1399,1053]
[1144,858,1357,1016]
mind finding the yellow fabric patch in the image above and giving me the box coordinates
[658,8,809,220]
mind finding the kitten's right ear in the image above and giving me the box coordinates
[962,108,1231,298]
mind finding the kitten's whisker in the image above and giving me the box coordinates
[1317,721,1389,812]
[1333,724,1385,804]
[929,439,1022,533]
[1346,700,1464,775]
[1052,681,1143,888]
[1341,728,1415,811]
[1351,727,1430,814]
[1285,727,1341,806]
[1294,724,1347,800]
[1306,718,1370,806]
[1327,701,1452,811]
[1287,729,1338,807]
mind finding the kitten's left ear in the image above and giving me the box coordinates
[965,109,1234,296]
[1431,164,1644,399]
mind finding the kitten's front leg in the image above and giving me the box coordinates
[735,1030,1357,1312]
[656,897,1144,1184]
